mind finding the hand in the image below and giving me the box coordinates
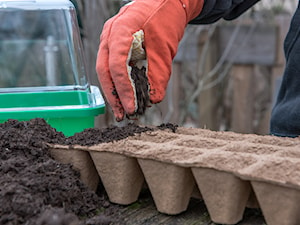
[96,0,204,121]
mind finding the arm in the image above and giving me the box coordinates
[190,0,261,24]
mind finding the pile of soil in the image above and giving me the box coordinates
[0,118,157,225]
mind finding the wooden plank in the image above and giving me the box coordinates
[230,65,255,133]
[273,14,292,66]
[160,62,182,124]
[115,188,266,225]
[198,30,221,131]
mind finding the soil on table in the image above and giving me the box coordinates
[0,118,266,225]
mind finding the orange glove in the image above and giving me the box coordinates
[96,0,204,121]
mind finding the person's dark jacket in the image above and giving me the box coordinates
[270,3,300,137]
[190,0,261,24]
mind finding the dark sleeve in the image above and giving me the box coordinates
[189,0,260,24]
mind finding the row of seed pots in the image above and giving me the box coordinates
[49,142,300,225]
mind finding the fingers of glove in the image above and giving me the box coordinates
[96,20,125,121]
[143,4,187,103]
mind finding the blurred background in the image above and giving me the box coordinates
[74,0,297,134]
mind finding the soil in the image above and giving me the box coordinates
[0,118,266,225]
[130,66,149,117]
[65,122,153,146]
[110,64,150,118]
[0,118,120,225]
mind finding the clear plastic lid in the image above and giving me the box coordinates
[0,0,88,92]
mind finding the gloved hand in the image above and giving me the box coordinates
[96,0,204,121]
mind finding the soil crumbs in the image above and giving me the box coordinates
[0,118,265,225]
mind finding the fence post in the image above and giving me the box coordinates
[230,65,255,133]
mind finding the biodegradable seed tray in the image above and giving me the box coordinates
[50,127,300,225]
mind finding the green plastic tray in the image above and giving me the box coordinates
[0,89,105,136]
